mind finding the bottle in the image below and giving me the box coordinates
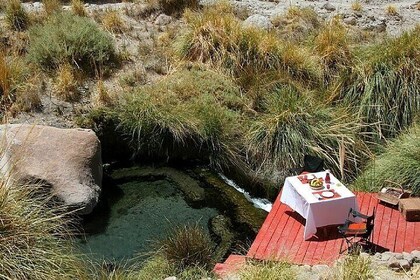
[325,172,331,184]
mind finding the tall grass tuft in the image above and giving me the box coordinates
[353,123,420,195]
[42,0,62,16]
[327,254,374,280]
[0,182,89,279]
[5,0,29,31]
[28,12,116,74]
[238,260,295,280]
[71,0,87,17]
[175,3,321,87]
[159,224,214,271]
[340,27,420,139]
[314,18,352,84]
[110,67,245,170]
[246,83,368,181]
[159,0,199,15]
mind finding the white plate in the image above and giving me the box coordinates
[321,191,334,198]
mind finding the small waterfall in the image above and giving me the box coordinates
[218,173,272,212]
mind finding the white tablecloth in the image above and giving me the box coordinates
[280,171,358,240]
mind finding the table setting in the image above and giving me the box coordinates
[280,171,358,240]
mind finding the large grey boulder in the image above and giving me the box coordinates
[243,14,273,30]
[0,124,102,214]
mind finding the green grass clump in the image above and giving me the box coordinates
[159,224,214,271]
[238,260,295,280]
[0,183,89,279]
[5,0,29,31]
[314,18,352,84]
[111,67,245,170]
[327,254,374,280]
[246,83,367,181]
[353,123,420,195]
[341,27,420,139]
[176,3,321,87]
[28,12,115,74]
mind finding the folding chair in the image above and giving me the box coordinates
[290,154,324,175]
[338,207,376,254]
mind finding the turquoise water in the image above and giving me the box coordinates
[79,178,219,261]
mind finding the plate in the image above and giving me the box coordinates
[321,191,334,198]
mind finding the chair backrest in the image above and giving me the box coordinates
[303,155,324,172]
[348,207,376,237]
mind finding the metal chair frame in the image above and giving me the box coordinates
[338,207,376,254]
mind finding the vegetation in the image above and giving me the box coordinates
[340,27,420,139]
[0,182,89,280]
[353,123,420,195]
[176,4,321,88]
[71,0,87,17]
[101,10,126,33]
[385,5,398,16]
[159,224,214,271]
[327,254,374,280]
[110,67,245,170]
[351,1,362,12]
[238,260,295,280]
[42,0,62,16]
[28,12,116,74]
[5,0,29,31]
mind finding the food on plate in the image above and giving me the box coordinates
[310,178,323,188]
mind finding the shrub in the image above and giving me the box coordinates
[245,83,368,181]
[159,224,214,270]
[71,0,87,17]
[340,27,420,139]
[327,254,374,280]
[159,0,199,15]
[351,1,362,12]
[353,124,420,195]
[314,18,352,84]
[111,67,245,170]
[272,7,322,43]
[5,0,29,31]
[385,5,398,16]
[238,260,295,280]
[101,10,125,33]
[0,182,89,279]
[42,0,62,16]
[28,12,116,74]
[53,63,79,101]
[175,3,321,87]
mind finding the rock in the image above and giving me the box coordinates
[312,264,329,275]
[411,250,420,262]
[154,14,172,25]
[243,14,273,30]
[403,252,414,264]
[164,277,177,280]
[362,20,386,32]
[343,16,357,25]
[0,124,102,215]
[381,252,394,262]
[388,257,411,271]
[394,253,403,260]
[322,3,336,11]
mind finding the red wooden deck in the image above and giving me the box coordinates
[245,192,420,265]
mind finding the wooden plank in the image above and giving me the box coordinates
[393,210,407,253]
[414,221,420,250]
[285,219,305,263]
[254,203,287,259]
[404,221,415,253]
[262,205,292,259]
[247,193,283,257]
[385,207,400,252]
[378,205,393,251]
[372,201,386,246]
[275,213,302,260]
[303,239,319,265]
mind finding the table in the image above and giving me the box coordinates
[280,171,358,240]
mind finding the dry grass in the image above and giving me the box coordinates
[92,80,113,107]
[351,1,363,12]
[101,10,126,33]
[5,0,29,31]
[238,260,295,280]
[42,0,62,16]
[71,0,87,17]
[326,254,374,280]
[176,3,321,88]
[314,18,352,83]
[53,64,79,101]
[385,5,398,16]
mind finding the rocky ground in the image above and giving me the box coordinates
[3,0,418,128]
